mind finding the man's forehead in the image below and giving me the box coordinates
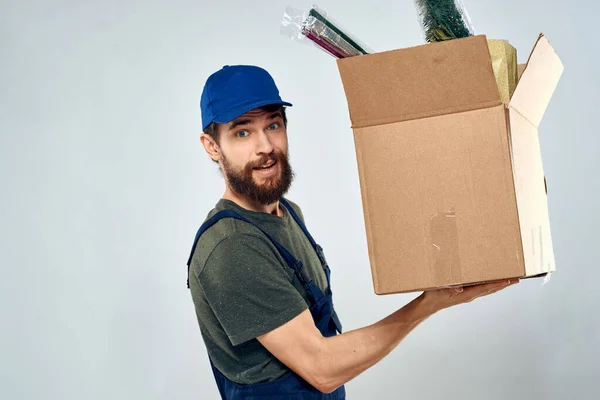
[227,108,282,127]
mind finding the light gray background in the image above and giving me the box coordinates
[1,0,598,399]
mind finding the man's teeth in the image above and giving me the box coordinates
[258,161,276,169]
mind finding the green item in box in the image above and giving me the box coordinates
[414,0,474,42]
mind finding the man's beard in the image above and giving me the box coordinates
[222,149,294,205]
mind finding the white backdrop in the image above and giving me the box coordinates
[2,0,598,399]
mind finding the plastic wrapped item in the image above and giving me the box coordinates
[281,5,372,59]
[413,0,474,42]
[487,39,518,104]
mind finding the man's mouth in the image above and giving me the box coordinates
[254,160,277,170]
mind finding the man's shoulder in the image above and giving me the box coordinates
[189,197,306,269]
[189,201,273,274]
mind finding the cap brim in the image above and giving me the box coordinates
[213,99,293,126]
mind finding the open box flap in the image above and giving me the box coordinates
[509,34,564,127]
[337,35,501,128]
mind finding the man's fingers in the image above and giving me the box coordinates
[434,278,520,307]
[461,279,519,298]
[451,287,464,295]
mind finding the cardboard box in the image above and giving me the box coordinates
[336,34,563,294]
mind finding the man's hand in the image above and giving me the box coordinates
[420,279,520,313]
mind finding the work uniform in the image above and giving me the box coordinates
[187,197,345,399]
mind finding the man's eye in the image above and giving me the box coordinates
[268,123,280,130]
[236,130,249,138]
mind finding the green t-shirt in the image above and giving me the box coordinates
[188,197,329,385]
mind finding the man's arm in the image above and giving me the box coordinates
[258,279,519,393]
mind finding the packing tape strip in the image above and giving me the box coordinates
[430,208,461,285]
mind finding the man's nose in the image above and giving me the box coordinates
[255,130,274,154]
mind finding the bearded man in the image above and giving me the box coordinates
[186,65,518,399]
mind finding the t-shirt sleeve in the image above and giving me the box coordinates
[198,232,309,346]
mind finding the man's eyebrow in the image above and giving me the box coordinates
[228,118,252,131]
[267,111,283,120]
[228,112,283,131]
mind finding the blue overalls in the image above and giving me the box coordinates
[186,198,345,399]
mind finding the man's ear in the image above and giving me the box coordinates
[200,133,221,162]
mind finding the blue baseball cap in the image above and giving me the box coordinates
[200,65,292,131]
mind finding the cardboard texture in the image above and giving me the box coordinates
[337,34,563,294]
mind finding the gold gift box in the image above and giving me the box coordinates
[487,39,517,104]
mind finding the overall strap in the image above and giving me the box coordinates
[186,210,316,296]
[279,199,343,334]
[279,198,328,268]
